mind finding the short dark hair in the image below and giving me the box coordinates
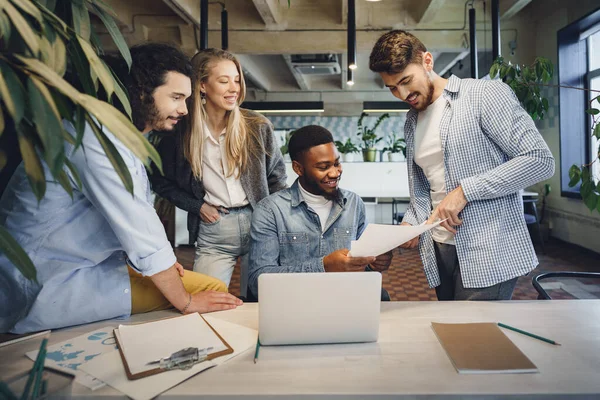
[105,43,193,130]
[288,125,334,162]
[369,30,427,74]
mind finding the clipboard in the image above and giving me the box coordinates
[113,314,234,380]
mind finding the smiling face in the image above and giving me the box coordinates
[379,52,435,112]
[200,60,241,112]
[145,71,192,132]
[293,143,343,200]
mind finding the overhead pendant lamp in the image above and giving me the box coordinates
[348,0,357,70]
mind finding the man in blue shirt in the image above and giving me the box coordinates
[248,125,393,299]
[0,43,242,334]
[369,30,554,300]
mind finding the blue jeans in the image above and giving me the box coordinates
[194,205,252,295]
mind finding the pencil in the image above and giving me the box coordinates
[498,322,561,346]
[253,338,260,364]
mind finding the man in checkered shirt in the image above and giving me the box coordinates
[369,30,555,300]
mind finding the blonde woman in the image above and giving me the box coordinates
[151,49,287,296]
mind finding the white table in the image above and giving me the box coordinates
[3,301,600,399]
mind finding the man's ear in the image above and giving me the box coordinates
[422,51,434,72]
[292,160,303,177]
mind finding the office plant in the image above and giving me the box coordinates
[382,133,406,162]
[357,112,388,162]
[490,57,599,214]
[334,138,359,162]
[0,0,159,281]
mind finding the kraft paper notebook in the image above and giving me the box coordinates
[431,322,538,374]
[113,313,233,380]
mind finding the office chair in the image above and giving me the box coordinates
[532,272,600,299]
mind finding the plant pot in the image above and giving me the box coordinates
[342,153,355,162]
[362,148,377,162]
[387,152,404,162]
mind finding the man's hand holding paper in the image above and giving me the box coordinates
[349,220,446,258]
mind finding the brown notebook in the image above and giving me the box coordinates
[431,322,538,374]
[114,314,233,380]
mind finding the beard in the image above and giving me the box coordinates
[131,95,175,132]
[302,175,340,201]
[413,78,435,112]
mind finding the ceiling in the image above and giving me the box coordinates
[97,0,533,110]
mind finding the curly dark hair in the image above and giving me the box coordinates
[105,43,192,130]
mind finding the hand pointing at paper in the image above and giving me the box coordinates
[427,185,468,234]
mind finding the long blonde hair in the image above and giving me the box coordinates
[185,48,264,180]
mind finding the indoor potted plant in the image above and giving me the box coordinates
[357,112,388,162]
[383,133,406,162]
[334,138,359,162]
[280,130,293,162]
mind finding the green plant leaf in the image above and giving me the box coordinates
[16,56,160,170]
[91,3,131,68]
[10,0,43,24]
[104,59,132,118]
[0,225,37,282]
[27,76,65,174]
[586,108,599,115]
[55,168,73,199]
[568,164,581,187]
[74,105,86,149]
[16,123,46,201]
[3,0,40,55]
[64,157,82,190]
[0,60,26,124]
[594,123,600,140]
[77,36,114,98]
[583,192,598,212]
[0,8,12,42]
[68,40,96,96]
[86,115,134,195]
[71,0,91,41]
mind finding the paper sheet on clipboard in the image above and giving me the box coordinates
[349,220,446,257]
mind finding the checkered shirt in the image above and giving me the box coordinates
[403,75,555,288]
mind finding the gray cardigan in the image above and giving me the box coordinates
[150,109,288,244]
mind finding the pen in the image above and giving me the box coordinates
[498,322,561,346]
[253,338,260,364]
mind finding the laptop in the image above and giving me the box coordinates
[258,272,381,345]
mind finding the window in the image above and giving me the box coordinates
[558,8,600,197]
[587,29,600,184]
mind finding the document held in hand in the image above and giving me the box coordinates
[349,220,445,257]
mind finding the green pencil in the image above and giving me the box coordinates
[498,322,561,346]
[253,338,261,364]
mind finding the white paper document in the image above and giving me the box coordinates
[79,315,258,400]
[350,220,445,257]
[117,313,227,375]
[26,327,115,390]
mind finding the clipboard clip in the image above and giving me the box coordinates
[146,346,213,370]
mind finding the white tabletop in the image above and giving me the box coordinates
[2,301,600,399]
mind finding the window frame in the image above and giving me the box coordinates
[557,8,600,198]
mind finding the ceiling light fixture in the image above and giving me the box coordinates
[347,68,355,86]
[347,0,357,70]
[362,101,410,113]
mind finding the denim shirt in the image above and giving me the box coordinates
[248,180,366,297]
[0,121,175,333]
